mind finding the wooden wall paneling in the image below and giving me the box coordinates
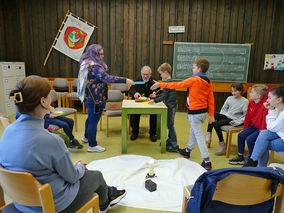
[253,0,267,82]
[161,0,170,63]
[142,0,149,68]
[61,0,72,78]
[249,0,260,82]
[189,0,197,42]
[222,0,231,42]
[235,0,244,43]
[208,0,217,43]
[279,1,284,53]
[128,0,135,79]
[149,0,156,75]
[88,0,96,45]
[228,0,238,43]
[215,0,225,43]
[0,5,6,60]
[166,0,175,69]
[18,1,27,70]
[195,0,203,42]
[96,0,103,45]
[109,0,116,75]
[115,0,124,76]
[123,0,130,78]
[270,0,281,52]
[202,0,211,42]
[154,0,162,80]
[136,0,143,75]
[180,0,189,42]
[102,0,110,66]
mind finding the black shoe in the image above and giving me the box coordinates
[166,145,179,152]
[150,135,157,142]
[69,139,83,149]
[100,187,127,212]
[130,134,138,140]
[228,155,245,165]
[178,148,190,158]
[201,160,212,171]
[243,158,258,167]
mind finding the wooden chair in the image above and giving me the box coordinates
[0,114,11,129]
[0,166,99,213]
[182,173,284,213]
[52,78,70,107]
[67,79,87,113]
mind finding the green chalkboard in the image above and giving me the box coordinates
[173,42,251,82]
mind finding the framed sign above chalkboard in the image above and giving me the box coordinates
[173,42,251,82]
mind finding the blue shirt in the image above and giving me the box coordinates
[0,114,85,212]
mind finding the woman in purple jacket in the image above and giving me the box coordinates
[79,44,133,152]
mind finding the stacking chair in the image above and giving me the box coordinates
[182,167,284,213]
[50,90,78,131]
[52,78,70,107]
[111,83,129,99]
[0,165,99,213]
[67,79,87,113]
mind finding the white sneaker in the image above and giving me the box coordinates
[81,137,88,143]
[88,145,106,152]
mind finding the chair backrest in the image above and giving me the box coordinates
[0,166,55,212]
[107,90,124,102]
[111,83,129,92]
[53,78,69,92]
[212,173,284,205]
[72,79,78,92]
[50,90,59,103]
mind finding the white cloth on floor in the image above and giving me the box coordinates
[87,155,205,212]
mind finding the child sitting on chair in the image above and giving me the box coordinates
[244,85,284,167]
[229,84,268,165]
[205,83,249,155]
[149,63,178,152]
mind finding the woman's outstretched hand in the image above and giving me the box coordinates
[126,78,134,85]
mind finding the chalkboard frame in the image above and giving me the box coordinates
[173,42,251,82]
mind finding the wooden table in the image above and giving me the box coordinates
[121,100,168,153]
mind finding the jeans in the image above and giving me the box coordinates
[166,106,177,146]
[251,130,284,167]
[238,126,260,156]
[207,112,232,142]
[187,113,209,159]
[85,102,104,147]
[48,116,75,140]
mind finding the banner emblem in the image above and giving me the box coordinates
[64,26,87,49]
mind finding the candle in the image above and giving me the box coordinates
[148,159,155,176]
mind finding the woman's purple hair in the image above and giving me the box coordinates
[79,44,107,69]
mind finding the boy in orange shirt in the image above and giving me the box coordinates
[151,58,215,170]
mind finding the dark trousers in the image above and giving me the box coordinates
[207,112,232,142]
[131,114,157,136]
[60,170,109,213]
[167,107,177,146]
[85,102,104,147]
[238,126,260,156]
[48,116,75,140]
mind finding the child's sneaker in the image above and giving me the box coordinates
[81,137,88,143]
[166,144,179,152]
[69,139,83,149]
[228,155,245,165]
[243,158,258,167]
[178,148,190,158]
[100,187,127,213]
[87,145,106,152]
[201,160,212,170]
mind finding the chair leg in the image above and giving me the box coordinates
[74,112,78,131]
[268,150,275,165]
[83,102,86,114]
[226,131,232,158]
[106,115,109,137]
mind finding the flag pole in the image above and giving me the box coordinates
[43,10,70,66]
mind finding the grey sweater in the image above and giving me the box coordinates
[0,114,85,212]
[220,96,249,126]
[154,79,177,109]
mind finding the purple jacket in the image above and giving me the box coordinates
[85,64,126,104]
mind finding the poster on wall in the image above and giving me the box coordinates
[53,13,94,62]
[264,54,284,70]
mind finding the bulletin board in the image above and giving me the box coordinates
[264,54,284,70]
